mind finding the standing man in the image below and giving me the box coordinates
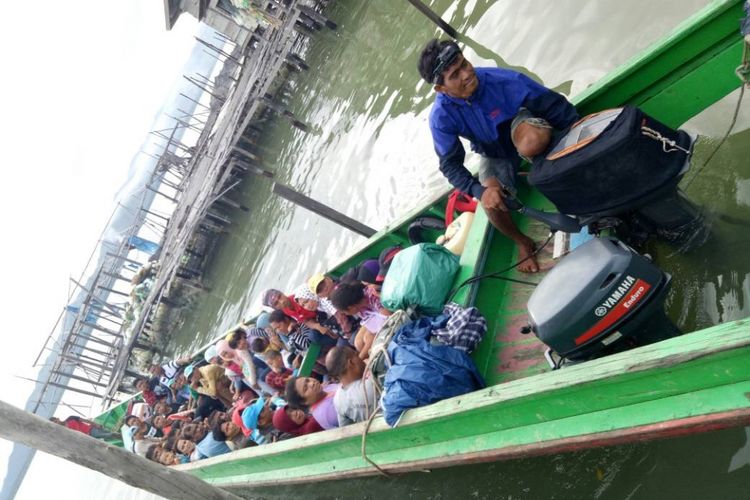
[418,39,578,272]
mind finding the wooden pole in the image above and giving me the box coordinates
[0,400,243,500]
[179,93,210,110]
[42,380,104,398]
[195,37,242,64]
[51,370,109,388]
[405,0,458,38]
[102,271,133,283]
[184,76,226,102]
[145,185,179,203]
[272,182,377,238]
[60,357,111,377]
[71,333,118,349]
[81,321,122,337]
[140,208,170,223]
[105,253,143,267]
[95,286,130,299]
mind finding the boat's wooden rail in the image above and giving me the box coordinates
[574,0,745,126]
[177,318,750,488]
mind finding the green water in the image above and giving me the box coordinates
[163,0,750,497]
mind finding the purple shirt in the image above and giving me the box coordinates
[311,384,340,429]
[361,287,388,333]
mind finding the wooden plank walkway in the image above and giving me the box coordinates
[102,1,329,407]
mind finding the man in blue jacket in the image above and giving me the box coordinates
[418,39,578,272]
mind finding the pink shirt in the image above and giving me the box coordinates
[310,384,340,429]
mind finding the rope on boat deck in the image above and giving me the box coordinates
[360,407,392,478]
[684,40,750,191]
[360,355,392,477]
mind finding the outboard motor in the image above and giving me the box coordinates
[526,238,680,368]
[528,106,708,249]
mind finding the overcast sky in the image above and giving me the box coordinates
[0,1,200,497]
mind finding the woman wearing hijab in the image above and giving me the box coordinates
[217,339,258,390]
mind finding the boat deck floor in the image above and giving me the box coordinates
[482,217,553,385]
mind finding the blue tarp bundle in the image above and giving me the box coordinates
[381,316,485,426]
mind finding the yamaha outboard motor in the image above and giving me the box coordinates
[526,238,680,368]
[528,106,707,249]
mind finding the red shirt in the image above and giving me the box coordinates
[140,389,158,407]
[283,295,317,323]
[265,368,293,391]
[64,417,92,435]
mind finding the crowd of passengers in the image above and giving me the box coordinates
[118,247,433,467]
[62,37,598,467]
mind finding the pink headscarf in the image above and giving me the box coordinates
[216,340,239,364]
[216,340,256,385]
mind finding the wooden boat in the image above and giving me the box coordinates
[97,0,750,489]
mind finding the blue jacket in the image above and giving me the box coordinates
[429,67,578,199]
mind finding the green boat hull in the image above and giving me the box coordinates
[165,0,749,487]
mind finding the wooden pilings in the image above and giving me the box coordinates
[405,0,459,38]
[272,182,377,237]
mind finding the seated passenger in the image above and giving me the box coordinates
[308,273,338,299]
[174,437,200,462]
[268,309,337,350]
[271,406,323,437]
[284,377,340,430]
[146,443,183,466]
[146,414,167,438]
[203,345,221,365]
[262,288,317,323]
[294,287,350,340]
[227,329,272,382]
[340,259,380,285]
[194,421,232,459]
[268,310,311,365]
[149,356,192,393]
[264,349,293,392]
[208,420,250,453]
[330,282,391,359]
[133,377,161,407]
[187,364,234,408]
[217,337,261,391]
[241,396,289,445]
[50,415,119,440]
[249,337,276,363]
[325,346,378,426]
[179,421,209,444]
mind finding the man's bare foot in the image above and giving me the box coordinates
[517,238,539,273]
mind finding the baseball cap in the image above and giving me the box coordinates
[307,273,326,295]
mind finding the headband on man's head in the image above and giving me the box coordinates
[430,43,461,84]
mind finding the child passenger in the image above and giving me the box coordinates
[263,349,293,392]
[329,282,391,359]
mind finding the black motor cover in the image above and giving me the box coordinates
[528,106,692,217]
[527,238,669,359]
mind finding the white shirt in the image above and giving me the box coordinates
[333,377,378,426]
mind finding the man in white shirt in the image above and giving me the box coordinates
[325,346,378,426]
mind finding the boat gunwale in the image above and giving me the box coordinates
[176,318,750,477]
